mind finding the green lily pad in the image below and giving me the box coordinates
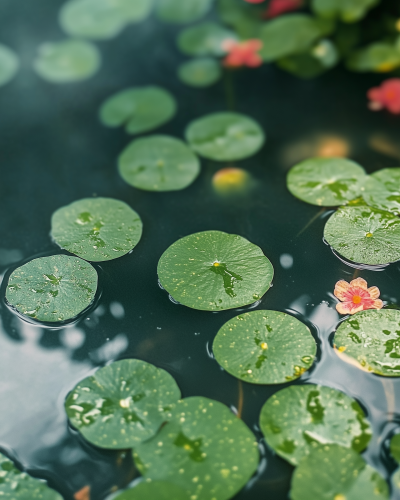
[311,0,378,22]
[290,444,389,500]
[334,309,400,377]
[0,44,19,87]
[157,230,274,311]
[118,136,200,191]
[259,384,371,466]
[213,310,316,384]
[99,86,176,135]
[391,434,400,463]
[114,481,189,500]
[347,43,400,72]
[178,58,221,88]
[6,255,97,322]
[217,0,264,39]
[393,468,400,490]
[287,157,366,206]
[177,22,236,57]
[0,452,63,500]
[156,0,212,24]
[185,112,265,161]
[33,39,101,83]
[51,198,143,262]
[133,396,259,500]
[324,206,400,265]
[361,168,400,215]
[65,359,181,449]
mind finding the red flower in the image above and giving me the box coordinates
[334,278,383,315]
[367,79,400,114]
[222,39,263,68]
[264,0,303,18]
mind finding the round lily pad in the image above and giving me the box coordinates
[185,112,265,161]
[177,22,237,57]
[114,481,188,500]
[324,206,400,265]
[6,255,98,323]
[99,86,176,135]
[33,39,100,83]
[0,44,19,87]
[334,309,400,377]
[391,433,400,463]
[178,58,221,88]
[290,444,389,500]
[156,0,212,24]
[287,157,366,206]
[361,168,400,215]
[213,310,316,384]
[118,135,200,192]
[259,384,371,466]
[65,359,181,449]
[133,396,259,500]
[51,197,143,262]
[157,230,274,311]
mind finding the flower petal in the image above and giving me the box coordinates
[367,286,380,299]
[336,302,363,315]
[334,280,351,300]
[350,277,368,289]
[372,299,383,310]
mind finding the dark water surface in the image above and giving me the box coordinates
[2,1,400,499]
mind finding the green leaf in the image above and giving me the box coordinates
[133,396,259,500]
[156,0,213,24]
[33,39,101,83]
[347,42,400,72]
[259,384,371,466]
[290,444,389,500]
[323,206,400,265]
[391,434,400,463]
[65,359,181,449]
[217,0,263,39]
[0,44,19,87]
[99,86,176,135]
[6,255,97,322]
[312,0,379,23]
[157,230,274,311]
[361,168,400,215]
[393,468,400,490]
[334,309,400,377]
[114,481,189,500]
[287,157,366,206]
[185,112,265,161]
[118,135,200,191]
[177,22,236,57]
[178,58,222,88]
[51,197,143,262]
[213,310,316,384]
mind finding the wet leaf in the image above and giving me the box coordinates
[178,58,221,88]
[133,396,259,500]
[156,0,213,24]
[185,112,265,161]
[114,481,188,500]
[0,44,19,87]
[324,206,400,265]
[213,310,316,384]
[51,197,143,262]
[361,168,400,215]
[65,359,181,449]
[118,135,200,191]
[347,43,400,72]
[287,157,366,206]
[391,434,400,463]
[177,22,236,57]
[311,0,378,22]
[157,230,274,311]
[99,86,176,135]
[6,255,97,323]
[259,384,371,466]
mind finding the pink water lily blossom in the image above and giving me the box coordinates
[334,278,383,315]
[222,39,263,68]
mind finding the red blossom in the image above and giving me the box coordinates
[367,79,400,114]
[334,278,383,315]
[222,39,263,68]
[264,0,303,18]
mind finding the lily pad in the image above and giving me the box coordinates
[311,0,378,23]
[156,0,212,24]
[0,44,19,87]
[6,255,97,323]
[133,396,259,500]
[323,206,400,265]
[178,58,221,88]
[361,168,400,215]
[118,136,200,191]
[99,86,176,135]
[157,230,274,311]
[259,384,371,466]
[217,0,264,39]
[391,434,400,463]
[65,359,181,449]
[51,197,143,261]
[347,43,400,72]
[213,310,316,384]
[33,39,100,83]
[290,444,389,500]
[334,309,400,377]
[114,481,188,500]
[177,22,236,57]
[287,157,366,206]
[185,112,265,161]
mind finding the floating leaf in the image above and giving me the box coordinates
[118,135,200,191]
[259,384,371,466]
[287,157,366,206]
[391,434,400,463]
[217,0,264,39]
[51,197,143,262]
[6,255,97,322]
[324,206,400,265]
[185,112,265,161]
[0,44,19,87]
[99,86,176,135]
[361,168,400,215]
[114,481,188,500]
[311,0,378,22]
[133,396,259,500]
[157,230,274,311]
[177,22,236,57]
[290,444,389,500]
[347,43,400,73]
[393,468,400,490]
[65,359,181,449]
[213,310,316,384]
[33,39,101,83]
[178,58,221,88]
[156,0,212,24]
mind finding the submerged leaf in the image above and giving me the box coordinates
[312,0,378,23]
[178,58,221,87]
[347,43,400,73]
[177,22,237,57]
[156,0,212,24]
[0,44,19,87]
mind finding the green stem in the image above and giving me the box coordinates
[296,208,326,237]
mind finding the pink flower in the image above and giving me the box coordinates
[367,79,400,114]
[222,39,263,68]
[334,278,383,315]
[264,0,303,18]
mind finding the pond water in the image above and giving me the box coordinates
[2,1,400,499]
